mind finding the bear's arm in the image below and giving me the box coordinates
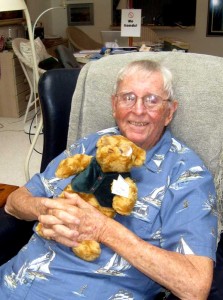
[55,154,93,178]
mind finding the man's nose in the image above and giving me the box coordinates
[132,98,145,113]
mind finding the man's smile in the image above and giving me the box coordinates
[129,121,149,126]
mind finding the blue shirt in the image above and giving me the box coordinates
[0,127,218,300]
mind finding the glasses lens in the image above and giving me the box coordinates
[118,93,136,107]
[116,92,167,110]
[144,94,161,108]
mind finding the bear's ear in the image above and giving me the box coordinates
[132,145,146,166]
[97,135,121,148]
[96,135,109,148]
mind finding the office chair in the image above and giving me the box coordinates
[0,68,80,265]
[55,45,81,69]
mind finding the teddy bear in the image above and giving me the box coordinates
[36,135,146,261]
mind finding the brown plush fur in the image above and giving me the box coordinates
[36,135,146,261]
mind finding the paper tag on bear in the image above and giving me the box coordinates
[111,175,129,198]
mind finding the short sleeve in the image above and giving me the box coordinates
[161,163,218,260]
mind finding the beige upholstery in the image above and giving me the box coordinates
[12,38,50,122]
[67,51,223,230]
[66,26,103,51]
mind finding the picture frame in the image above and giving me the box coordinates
[207,0,223,36]
[67,3,94,26]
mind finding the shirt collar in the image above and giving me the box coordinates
[144,127,173,173]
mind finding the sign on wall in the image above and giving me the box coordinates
[121,9,141,37]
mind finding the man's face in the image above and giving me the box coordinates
[112,71,178,150]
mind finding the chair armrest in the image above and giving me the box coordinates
[0,184,34,265]
[0,183,19,207]
[0,207,35,265]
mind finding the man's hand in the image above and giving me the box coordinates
[38,192,108,248]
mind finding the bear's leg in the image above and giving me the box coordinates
[72,240,101,261]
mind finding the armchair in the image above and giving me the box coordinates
[67,51,223,299]
[1,51,223,298]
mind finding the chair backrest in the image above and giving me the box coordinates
[66,26,103,51]
[67,51,223,222]
[38,68,81,172]
[12,38,49,86]
[55,45,81,69]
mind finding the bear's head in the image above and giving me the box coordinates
[96,135,146,173]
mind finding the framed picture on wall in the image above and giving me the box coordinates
[67,3,94,26]
[207,0,223,36]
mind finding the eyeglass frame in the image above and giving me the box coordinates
[114,91,172,111]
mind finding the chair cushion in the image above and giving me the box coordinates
[38,57,62,70]
[20,37,50,65]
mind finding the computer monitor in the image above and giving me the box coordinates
[100,31,129,47]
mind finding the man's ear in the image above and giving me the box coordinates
[111,95,117,117]
[165,100,178,126]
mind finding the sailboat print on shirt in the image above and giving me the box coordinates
[72,284,88,297]
[97,127,119,136]
[176,237,194,255]
[152,153,165,170]
[170,138,189,154]
[95,253,131,276]
[133,184,166,221]
[170,166,204,190]
[4,247,56,289]
[67,140,85,156]
[108,289,134,299]
[203,192,217,215]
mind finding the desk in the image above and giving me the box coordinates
[74,49,101,64]
[0,183,19,207]
[0,51,30,117]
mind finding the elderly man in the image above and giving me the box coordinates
[1,60,217,300]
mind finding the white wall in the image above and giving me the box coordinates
[27,0,223,56]
[27,0,112,42]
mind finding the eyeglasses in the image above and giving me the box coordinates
[115,92,171,110]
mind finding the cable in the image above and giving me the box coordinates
[27,109,43,155]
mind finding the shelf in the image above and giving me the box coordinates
[146,25,195,30]
[0,18,25,26]
[111,25,195,31]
